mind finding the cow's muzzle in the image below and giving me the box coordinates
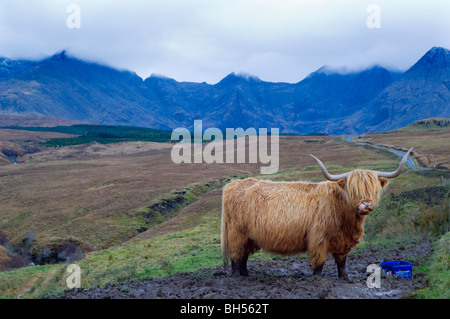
[358,200,374,214]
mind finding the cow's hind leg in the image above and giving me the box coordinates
[229,231,249,277]
[309,244,328,277]
[231,238,258,277]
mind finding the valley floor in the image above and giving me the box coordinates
[1,126,449,299]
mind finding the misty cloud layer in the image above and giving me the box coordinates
[0,0,449,84]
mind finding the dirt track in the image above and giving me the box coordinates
[45,239,431,299]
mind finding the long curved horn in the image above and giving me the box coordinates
[376,147,414,178]
[309,154,348,181]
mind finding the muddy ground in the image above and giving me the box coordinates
[45,239,432,299]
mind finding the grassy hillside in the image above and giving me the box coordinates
[0,131,449,298]
[394,117,450,132]
[0,135,398,254]
[0,162,449,299]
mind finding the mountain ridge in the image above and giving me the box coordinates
[0,47,449,134]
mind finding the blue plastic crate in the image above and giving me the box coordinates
[381,261,413,278]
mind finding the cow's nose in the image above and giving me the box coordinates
[358,200,374,212]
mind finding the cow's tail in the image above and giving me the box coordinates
[221,188,230,271]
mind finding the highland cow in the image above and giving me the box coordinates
[221,148,413,281]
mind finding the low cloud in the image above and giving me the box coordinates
[0,0,449,84]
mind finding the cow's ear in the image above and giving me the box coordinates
[337,178,346,190]
[378,177,389,189]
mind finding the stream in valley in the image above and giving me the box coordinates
[344,136,426,170]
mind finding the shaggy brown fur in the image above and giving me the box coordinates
[221,170,389,280]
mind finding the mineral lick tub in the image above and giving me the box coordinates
[380,261,413,278]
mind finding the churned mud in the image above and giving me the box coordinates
[45,239,432,299]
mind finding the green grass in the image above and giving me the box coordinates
[364,184,450,241]
[413,232,450,299]
[0,212,32,230]
[0,212,224,298]
[134,175,246,231]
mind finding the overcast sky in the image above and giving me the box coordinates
[0,0,449,84]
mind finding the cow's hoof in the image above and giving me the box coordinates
[339,276,354,283]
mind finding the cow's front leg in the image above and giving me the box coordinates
[333,253,353,283]
[313,264,324,276]
[231,254,249,277]
[239,254,249,276]
[231,259,242,277]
